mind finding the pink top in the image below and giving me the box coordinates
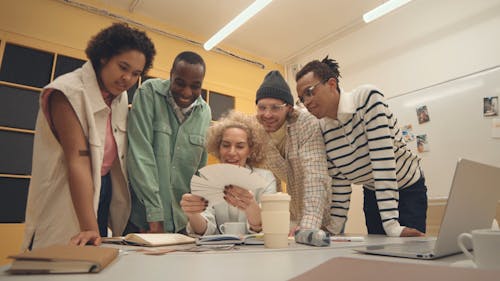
[42,89,118,176]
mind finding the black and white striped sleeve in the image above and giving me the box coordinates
[362,90,403,236]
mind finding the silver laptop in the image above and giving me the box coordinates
[355,158,500,259]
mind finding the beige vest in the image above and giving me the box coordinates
[22,62,130,250]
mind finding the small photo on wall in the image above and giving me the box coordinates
[416,134,429,153]
[483,96,498,117]
[416,105,430,124]
[402,124,415,142]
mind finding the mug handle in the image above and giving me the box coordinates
[219,224,225,234]
[457,233,475,261]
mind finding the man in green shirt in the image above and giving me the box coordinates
[127,51,211,233]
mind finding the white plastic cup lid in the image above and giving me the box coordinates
[261,192,291,202]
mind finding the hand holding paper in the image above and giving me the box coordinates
[191,164,266,206]
[223,185,257,210]
[180,193,208,215]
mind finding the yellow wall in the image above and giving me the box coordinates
[0,0,284,114]
[0,224,25,265]
[0,0,283,264]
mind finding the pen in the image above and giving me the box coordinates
[330,236,365,242]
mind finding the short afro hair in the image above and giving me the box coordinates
[85,22,156,74]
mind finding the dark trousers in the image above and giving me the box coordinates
[363,176,428,234]
[97,173,112,237]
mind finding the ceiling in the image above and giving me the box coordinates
[100,0,387,64]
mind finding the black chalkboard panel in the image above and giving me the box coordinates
[201,89,207,101]
[54,54,85,79]
[0,177,29,223]
[127,81,139,105]
[0,43,54,88]
[209,91,235,121]
[128,76,157,104]
[0,85,39,130]
[0,130,34,175]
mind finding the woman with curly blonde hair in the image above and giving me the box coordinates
[181,111,276,235]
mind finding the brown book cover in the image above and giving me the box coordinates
[290,257,498,281]
[7,245,118,274]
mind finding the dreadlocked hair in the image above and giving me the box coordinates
[295,55,341,93]
[321,55,341,81]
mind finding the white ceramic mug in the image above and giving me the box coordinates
[261,192,291,248]
[219,222,247,235]
[457,229,500,270]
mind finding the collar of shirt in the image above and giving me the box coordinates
[166,89,197,123]
[101,89,116,107]
[335,88,356,123]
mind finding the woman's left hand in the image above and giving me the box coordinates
[223,185,257,211]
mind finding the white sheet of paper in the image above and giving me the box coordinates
[190,164,266,206]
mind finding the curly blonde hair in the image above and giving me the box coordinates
[207,110,267,168]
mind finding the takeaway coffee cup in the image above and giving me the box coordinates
[457,228,500,270]
[219,222,247,235]
[261,192,291,248]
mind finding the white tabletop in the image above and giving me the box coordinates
[0,235,474,281]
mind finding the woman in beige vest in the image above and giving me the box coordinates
[22,23,156,249]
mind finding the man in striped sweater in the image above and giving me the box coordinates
[295,57,428,237]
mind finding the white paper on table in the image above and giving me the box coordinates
[190,164,266,206]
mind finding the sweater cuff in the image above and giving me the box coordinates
[383,220,404,237]
[146,207,164,222]
[299,214,322,230]
[203,220,218,236]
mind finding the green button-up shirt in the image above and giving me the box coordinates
[127,78,211,233]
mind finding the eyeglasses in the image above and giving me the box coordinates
[256,103,288,114]
[298,78,328,104]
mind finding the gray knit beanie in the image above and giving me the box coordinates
[255,70,294,105]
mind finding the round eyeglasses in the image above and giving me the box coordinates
[256,103,288,114]
[297,78,329,104]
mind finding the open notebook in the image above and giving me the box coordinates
[102,233,195,247]
[355,158,500,259]
[196,233,264,245]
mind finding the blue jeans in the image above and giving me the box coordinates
[97,173,112,237]
[363,176,428,234]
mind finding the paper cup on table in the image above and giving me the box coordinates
[261,192,290,248]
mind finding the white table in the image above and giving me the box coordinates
[0,235,473,281]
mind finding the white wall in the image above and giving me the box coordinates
[287,0,500,98]
[285,0,500,234]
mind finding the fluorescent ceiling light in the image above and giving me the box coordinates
[204,0,273,51]
[363,0,412,23]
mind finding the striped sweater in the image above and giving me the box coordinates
[320,85,421,236]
